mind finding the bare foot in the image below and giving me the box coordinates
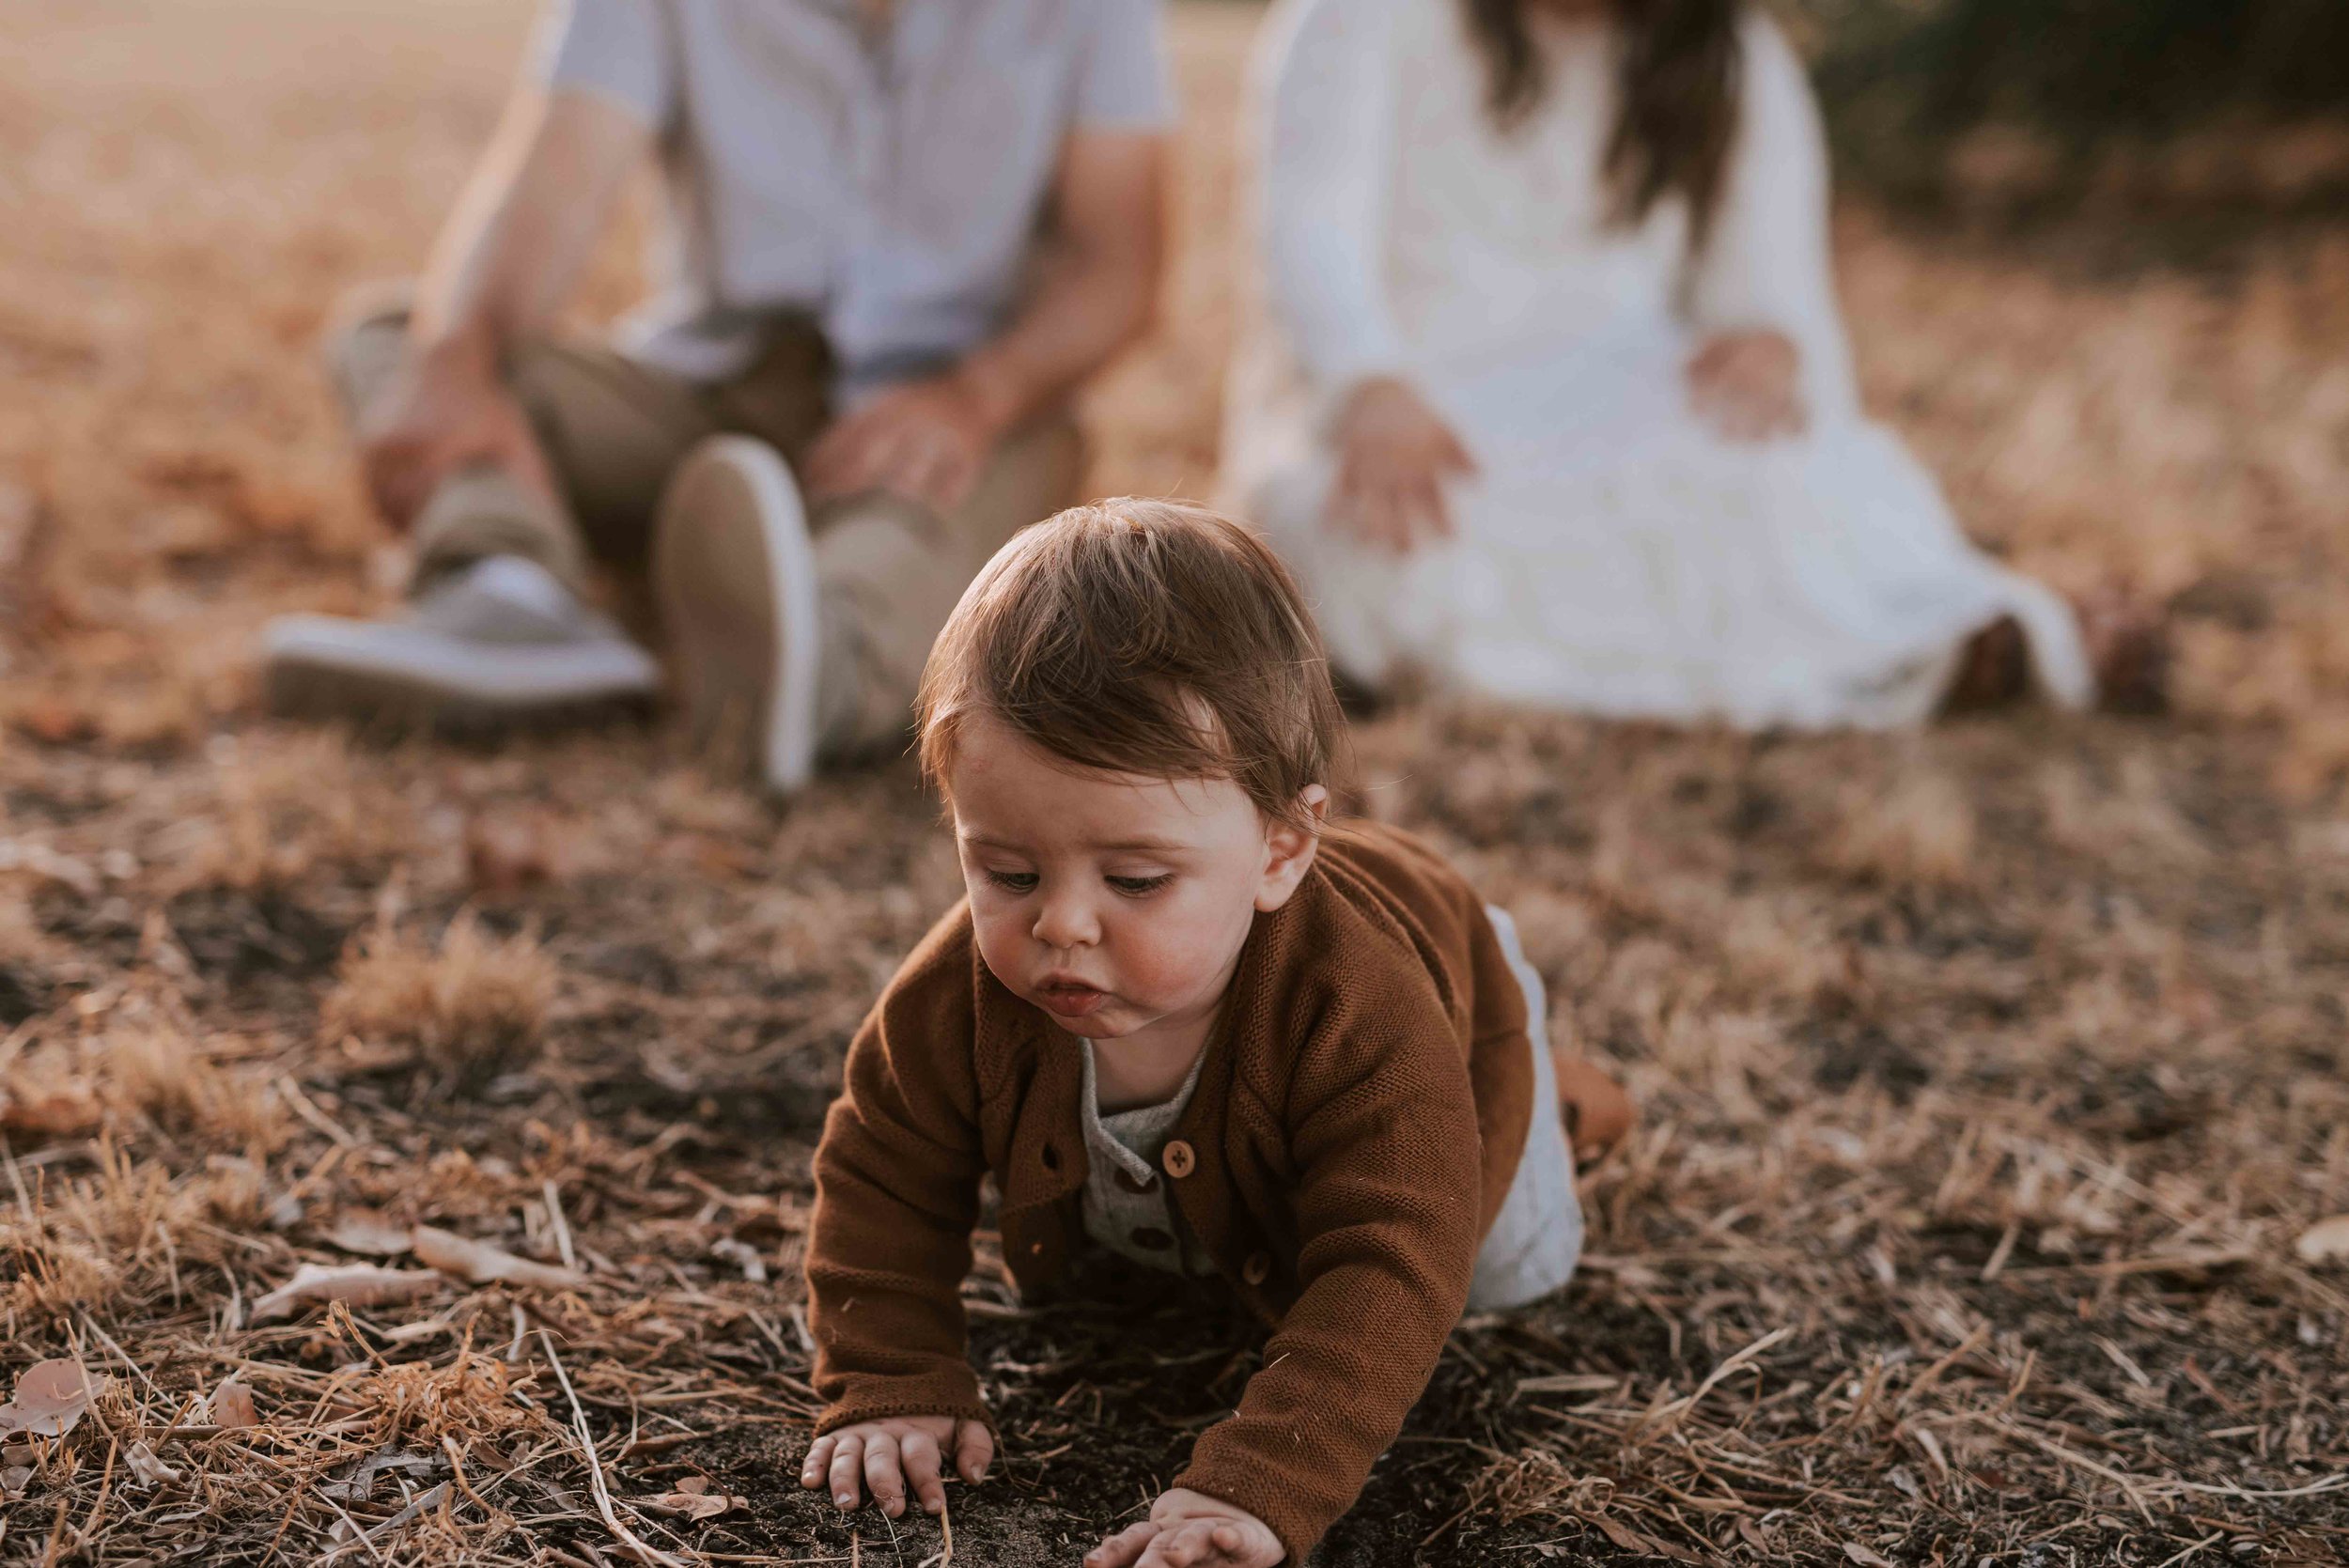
[2075,587,2170,715]
[1554,1055,1634,1169]
[1940,615,2031,714]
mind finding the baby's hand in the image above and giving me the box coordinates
[799,1415,993,1518]
[1085,1488,1284,1568]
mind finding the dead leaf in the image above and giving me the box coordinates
[636,1485,743,1521]
[0,1464,30,1498]
[322,1448,442,1502]
[466,807,562,898]
[209,1382,257,1429]
[2295,1215,2349,1265]
[250,1262,443,1323]
[1844,1546,1898,1568]
[710,1238,767,1282]
[9,699,95,746]
[0,1358,111,1438]
[0,1080,103,1139]
[323,1212,414,1257]
[125,1439,183,1488]
[412,1225,587,1293]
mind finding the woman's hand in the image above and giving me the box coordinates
[1326,376,1475,555]
[799,1415,994,1518]
[1686,329,1807,442]
[1086,1488,1284,1568]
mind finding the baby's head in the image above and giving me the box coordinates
[916,500,1344,1045]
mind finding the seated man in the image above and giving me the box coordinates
[266,0,1170,794]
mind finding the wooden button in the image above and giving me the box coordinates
[1161,1140,1196,1179]
[1241,1250,1272,1286]
[1130,1227,1174,1251]
[1113,1167,1157,1195]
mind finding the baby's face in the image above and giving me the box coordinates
[945,711,1320,1049]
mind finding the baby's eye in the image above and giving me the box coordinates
[985,869,1039,894]
[1105,874,1173,897]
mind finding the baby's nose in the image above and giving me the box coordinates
[1031,893,1100,949]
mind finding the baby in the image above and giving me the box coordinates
[798,500,1630,1566]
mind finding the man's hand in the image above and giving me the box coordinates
[359,339,557,530]
[1086,1488,1283,1568]
[803,373,1007,516]
[1686,329,1807,443]
[799,1415,994,1519]
[1326,376,1475,556]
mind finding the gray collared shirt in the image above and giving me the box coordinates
[1078,1037,1217,1277]
[538,0,1174,399]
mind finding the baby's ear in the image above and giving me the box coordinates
[1254,785,1328,913]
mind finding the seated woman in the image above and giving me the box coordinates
[1223,0,2141,729]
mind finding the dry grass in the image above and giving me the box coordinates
[0,2,2344,1563]
[322,912,558,1083]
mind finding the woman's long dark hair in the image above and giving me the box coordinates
[1466,0,1744,244]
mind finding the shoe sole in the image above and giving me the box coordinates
[260,616,661,735]
[651,436,819,795]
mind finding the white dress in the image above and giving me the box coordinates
[1221,0,2094,729]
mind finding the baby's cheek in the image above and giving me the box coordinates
[1112,907,1240,1007]
[966,908,1030,991]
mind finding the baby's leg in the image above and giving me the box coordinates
[1466,908,1587,1312]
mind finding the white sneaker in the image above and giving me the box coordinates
[652,436,822,796]
[261,555,661,727]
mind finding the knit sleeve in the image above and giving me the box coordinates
[1684,9,1859,422]
[1171,991,1484,1561]
[805,918,993,1435]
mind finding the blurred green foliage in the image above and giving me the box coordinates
[1792,0,2349,196]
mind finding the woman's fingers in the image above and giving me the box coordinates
[862,1431,908,1517]
[826,1432,865,1509]
[800,1435,835,1492]
[899,1429,946,1515]
[1085,1520,1160,1567]
[952,1419,994,1483]
[1408,473,1453,542]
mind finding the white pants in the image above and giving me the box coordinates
[1466,907,1584,1312]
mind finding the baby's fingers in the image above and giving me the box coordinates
[826,1433,865,1509]
[953,1420,994,1485]
[1137,1521,1232,1567]
[1085,1520,1160,1568]
[899,1429,946,1515]
[863,1432,909,1517]
[799,1435,835,1492]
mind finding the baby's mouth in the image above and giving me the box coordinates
[1035,978,1109,1019]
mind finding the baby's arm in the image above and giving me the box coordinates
[1156,1010,1487,1562]
[801,951,992,1511]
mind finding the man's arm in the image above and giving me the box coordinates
[803,128,1169,512]
[361,86,647,528]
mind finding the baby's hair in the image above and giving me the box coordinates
[916,499,1345,831]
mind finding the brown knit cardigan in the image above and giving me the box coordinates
[804,820,1535,1561]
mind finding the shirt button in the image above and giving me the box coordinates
[1130,1227,1174,1251]
[1113,1167,1157,1195]
[1242,1250,1272,1286]
[1161,1140,1196,1179]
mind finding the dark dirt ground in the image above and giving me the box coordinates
[1,2,2346,1564]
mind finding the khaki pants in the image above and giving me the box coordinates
[327,287,1082,756]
